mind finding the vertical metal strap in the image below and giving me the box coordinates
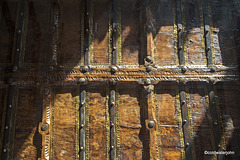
[80,86,86,160]
[112,0,118,65]
[84,0,91,65]
[14,0,26,67]
[202,0,213,66]
[208,84,223,159]
[2,86,15,160]
[176,0,185,66]
[144,84,158,159]
[109,87,116,160]
[179,84,193,160]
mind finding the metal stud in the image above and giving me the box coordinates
[111,66,117,73]
[179,46,183,50]
[179,77,186,84]
[12,66,18,72]
[82,66,89,73]
[214,121,218,125]
[110,122,114,127]
[16,48,20,52]
[79,78,86,83]
[209,77,215,84]
[110,101,115,106]
[42,88,50,95]
[185,143,190,147]
[181,100,185,105]
[210,66,217,72]
[7,77,13,84]
[41,124,48,131]
[80,146,84,150]
[20,12,23,16]
[181,65,187,73]
[146,66,153,72]
[145,79,151,85]
[5,126,8,130]
[111,146,114,149]
[113,47,116,50]
[81,124,84,128]
[18,30,21,33]
[183,119,187,124]
[148,121,155,128]
[146,56,153,62]
[3,149,7,152]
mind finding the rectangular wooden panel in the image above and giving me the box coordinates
[23,2,51,64]
[155,86,182,160]
[88,86,108,160]
[91,0,111,65]
[118,85,144,160]
[187,87,213,160]
[210,1,238,65]
[0,1,18,64]
[183,0,206,65]
[152,1,177,66]
[12,87,42,160]
[52,87,78,159]
[120,0,140,65]
[58,0,82,66]
[216,86,240,159]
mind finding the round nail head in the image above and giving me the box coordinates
[146,56,153,62]
[111,66,117,73]
[79,78,86,83]
[145,79,151,85]
[43,88,50,95]
[41,124,48,131]
[146,66,153,72]
[148,121,155,128]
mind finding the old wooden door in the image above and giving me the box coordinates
[0,0,240,160]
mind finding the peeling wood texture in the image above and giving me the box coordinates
[52,87,77,160]
[0,0,240,160]
[12,87,42,160]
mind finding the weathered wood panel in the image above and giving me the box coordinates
[210,1,238,66]
[216,86,240,159]
[13,87,42,160]
[155,86,182,160]
[187,87,214,160]
[52,87,78,159]
[88,87,108,159]
[0,1,18,64]
[152,1,177,66]
[58,0,82,66]
[24,2,51,64]
[120,0,140,65]
[118,85,143,159]
[91,0,110,65]
[183,0,206,66]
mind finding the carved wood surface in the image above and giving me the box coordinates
[0,0,239,160]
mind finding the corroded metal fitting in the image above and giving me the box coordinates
[181,65,188,73]
[145,78,151,85]
[111,66,118,73]
[146,56,153,63]
[146,66,153,72]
